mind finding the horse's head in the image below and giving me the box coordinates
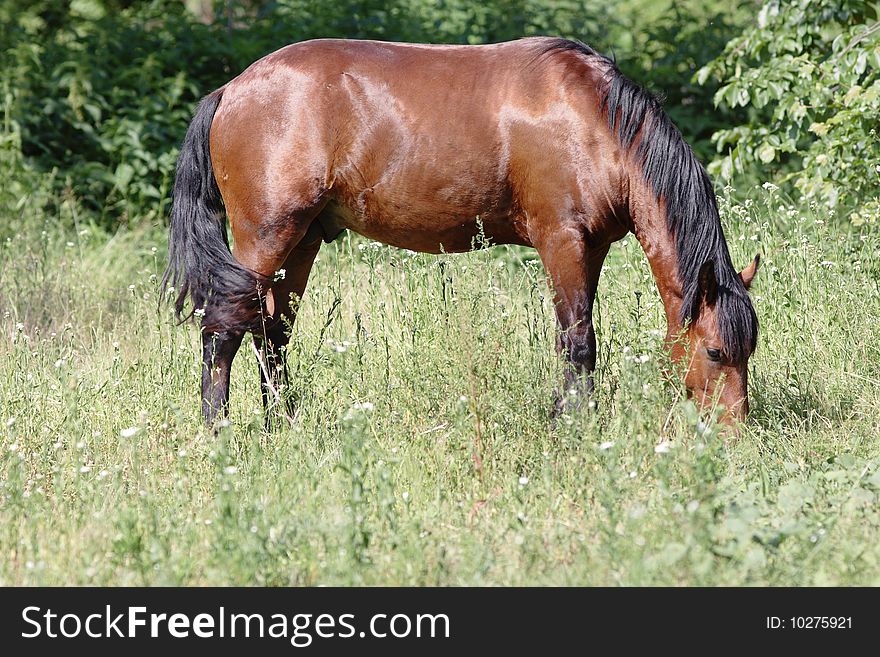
[670,255,760,424]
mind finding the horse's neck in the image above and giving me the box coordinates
[627,180,684,336]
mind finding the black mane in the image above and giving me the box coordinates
[538,38,758,363]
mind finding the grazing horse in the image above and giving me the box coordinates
[162,37,760,426]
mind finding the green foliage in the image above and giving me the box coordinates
[612,1,754,161]
[2,1,233,220]
[699,0,880,218]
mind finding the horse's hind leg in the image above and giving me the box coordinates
[253,234,322,424]
[534,228,609,414]
[222,196,327,417]
[202,329,245,423]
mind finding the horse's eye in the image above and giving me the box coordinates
[706,348,722,362]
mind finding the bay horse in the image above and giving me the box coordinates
[162,37,760,427]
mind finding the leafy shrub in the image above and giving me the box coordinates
[3,1,233,221]
[699,0,880,219]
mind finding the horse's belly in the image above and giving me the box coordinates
[324,187,528,253]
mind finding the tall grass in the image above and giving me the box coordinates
[1,185,879,585]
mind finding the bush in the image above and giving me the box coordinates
[3,1,234,221]
[699,0,880,219]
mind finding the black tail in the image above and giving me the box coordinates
[161,89,269,335]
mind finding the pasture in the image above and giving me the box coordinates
[2,187,879,585]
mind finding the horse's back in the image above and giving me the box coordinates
[214,38,572,157]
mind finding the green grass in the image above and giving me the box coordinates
[1,187,879,586]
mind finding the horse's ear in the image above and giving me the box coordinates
[698,260,718,306]
[740,254,760,290]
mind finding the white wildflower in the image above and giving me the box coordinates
[654,441,673,454]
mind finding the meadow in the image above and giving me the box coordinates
[2,185,879,586]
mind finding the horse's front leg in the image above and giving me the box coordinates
[535,231,609,414]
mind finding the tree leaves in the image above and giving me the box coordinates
[701,0,880,218]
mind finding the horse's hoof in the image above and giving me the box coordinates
[551,390,597,420]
